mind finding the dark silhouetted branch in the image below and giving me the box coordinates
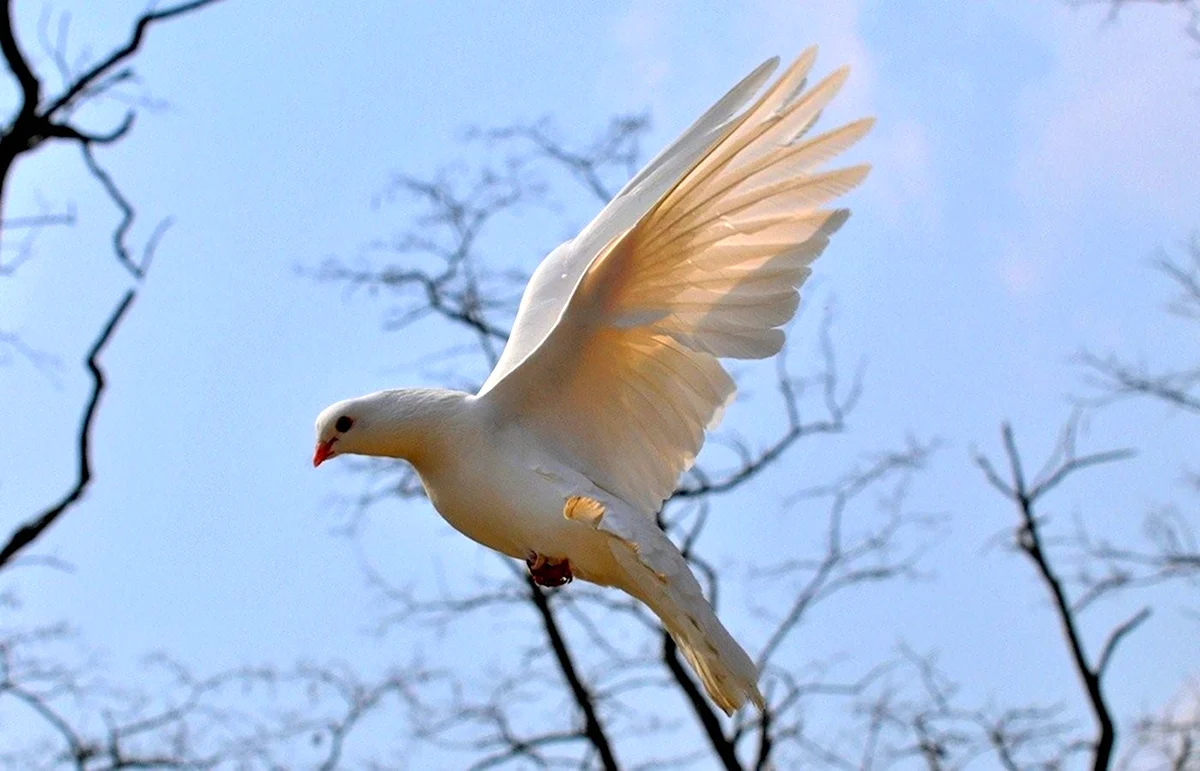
[1123,681,1200,770]
[858,647,1078,770]
[664,632,744,771]
[1,0,220,580]
[0,0,40,124]
[81,142,172,280]
[974,420,1143,771]
[756,440,935,669]
[1,0,219,265]
[526,574,621,771]
[0,291,134,570]
[43,0,226,118]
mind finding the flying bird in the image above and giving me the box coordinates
[314,49,871,714]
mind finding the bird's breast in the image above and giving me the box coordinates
[418,429,583,561]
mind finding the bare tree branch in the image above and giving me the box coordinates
[756,440,935,670]
[0,0,40,125]
[0,624,432,770]
[525,574,622,771]
[675,307,864,501]
[1120,680,1200,771]
[974,420,1144,771]
[0,206,74,230]
[81,141,172,280]
[1064,0,1200,45]
[1,0,222,575]
[475,114,649,202]
[42,0,225,119]
[854,646,1080,770]
[1095,607,1152,678]
[661,632,743,771]
[0,291,135,570]
[1079,237,1200,414]
[1,0,219,263]
[1080,351,1200,415]
[1070,506,1200,610]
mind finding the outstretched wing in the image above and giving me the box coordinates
[479,57,782,395]
[480,49,871,513]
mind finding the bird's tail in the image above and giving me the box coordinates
[648,580,765,715]
[605,528,764,714]
[571,491,764,714]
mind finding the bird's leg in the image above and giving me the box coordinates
[526,551,573,587]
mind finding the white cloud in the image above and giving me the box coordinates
[977,3,1200,300]
[603,0,876,126]
[609,5,671,111]
[742,0,875,120]
[1013,5,1200,227]
[866,117,941,232]
[742,0,942,234]
[601,0,941,239]
[998,245,1043,299]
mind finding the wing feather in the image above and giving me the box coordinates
[478,58,782,396]
[481,50,870,512]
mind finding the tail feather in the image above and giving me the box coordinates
[600,514,764,714]
[656,586,765,715]
[572,490,764,714]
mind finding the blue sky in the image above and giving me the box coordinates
[2,0,1197,766]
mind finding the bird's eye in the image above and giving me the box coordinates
[335,416,353,433]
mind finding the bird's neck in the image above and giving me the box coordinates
[358,387,473,469]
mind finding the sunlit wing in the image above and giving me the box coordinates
[480,49,872,513]
[478,57,782,394]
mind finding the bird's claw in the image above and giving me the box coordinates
[526,552,573,587]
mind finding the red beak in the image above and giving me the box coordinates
[313,438,336,467]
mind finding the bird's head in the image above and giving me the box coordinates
[312,397,366,467]
[313,388,462,468]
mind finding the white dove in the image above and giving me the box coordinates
[314,49,871,714]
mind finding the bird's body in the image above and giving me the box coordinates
[394,390,611,574]
[320,384,768,712]
[314,49,871,714]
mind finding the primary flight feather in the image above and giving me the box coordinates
[314,48,871,714]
